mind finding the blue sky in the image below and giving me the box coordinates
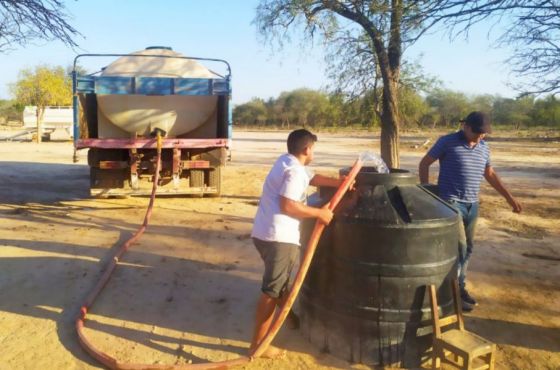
[0,1,521,106]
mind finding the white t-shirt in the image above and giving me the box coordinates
[251,153,314,245]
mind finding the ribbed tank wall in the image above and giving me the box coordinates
[300,168,459,367]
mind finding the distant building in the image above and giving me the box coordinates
[23,106,73,130]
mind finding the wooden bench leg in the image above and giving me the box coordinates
[444,350,462,367]
[432,353,440,369]
[488,350,496,370]
[463,355,472,370]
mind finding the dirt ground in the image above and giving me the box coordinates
[0,129,558,370]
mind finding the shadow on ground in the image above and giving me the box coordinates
[0,161,90,204]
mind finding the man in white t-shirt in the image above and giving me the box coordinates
[249,129,344,358]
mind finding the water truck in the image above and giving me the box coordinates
[72,46,231,197]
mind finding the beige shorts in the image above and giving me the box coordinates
[253,237,299,298]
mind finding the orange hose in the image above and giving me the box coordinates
[250,158,363,359]
[76,140,361,368]
[76,134,251,369]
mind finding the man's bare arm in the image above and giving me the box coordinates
[280,196,333,225]
[484,166,522,213]
[309,174,342,188]
[419,155,437,184]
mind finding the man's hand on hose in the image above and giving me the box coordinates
[317,205,334,225]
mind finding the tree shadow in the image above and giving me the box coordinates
[0,157,265,364]
[0,200,255,234]
[0,161,90,204]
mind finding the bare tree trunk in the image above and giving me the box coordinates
[380,79,400,169]
[363,0,401,169]
[35,106,42,143]
[383,0,402,169]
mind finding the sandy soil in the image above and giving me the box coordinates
[0,130,558,370]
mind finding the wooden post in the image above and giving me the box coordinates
[35,106,42,143]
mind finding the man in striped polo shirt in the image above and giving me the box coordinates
[419,111,522,311]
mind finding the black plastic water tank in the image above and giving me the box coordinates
[300,167,459,367]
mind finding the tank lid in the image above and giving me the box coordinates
[145,46,172,50]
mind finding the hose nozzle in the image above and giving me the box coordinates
[150,128,166,154]
[150,128,167,138]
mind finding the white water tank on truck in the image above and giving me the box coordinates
[97,47,220,139]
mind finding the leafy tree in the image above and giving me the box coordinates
[326,91,347,127]
[233,87,560,129]
[233,98,268,125]
[284,89,313,127]
[10,64,72,142]
[235,89,340,127]
[470,94,495,117]
[343,96,366,127]
[0,99,22,124]
[398,86,429,128]
[531,95,560,127]
[0,0,80,51]
[277,88,329,127]
[270,93,291,127]
[355,90,379,127]
[256,1,415,167]
[425,89,470,128]
[255,1,560,167]
[255,1,492,167]
[493,96,534,128]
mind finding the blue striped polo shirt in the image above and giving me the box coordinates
[428,131,491,203]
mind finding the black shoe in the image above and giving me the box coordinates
[461,289,478,306]
[461,300,474,312]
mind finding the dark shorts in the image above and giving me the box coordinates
[253,237,299,299]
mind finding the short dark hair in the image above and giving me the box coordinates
[287,129,317,155]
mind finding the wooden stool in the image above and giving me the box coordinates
[428,281,496,370]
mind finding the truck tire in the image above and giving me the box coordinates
[88,149,100,167]
[190,169,204,188]
[208,167,222,197]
